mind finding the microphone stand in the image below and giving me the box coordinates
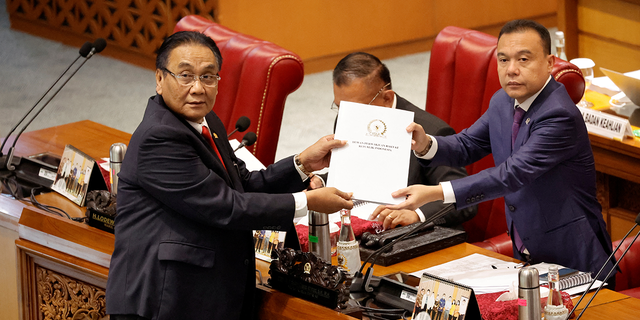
[3,52,98,171]
[0,41,93,168]
[568,212,640,320]
[351,204,456,294]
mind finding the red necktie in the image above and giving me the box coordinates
[201,125,227,171]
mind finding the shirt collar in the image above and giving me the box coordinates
[391,93,397,109]
[187,118,210,134]
[514,75,552,111]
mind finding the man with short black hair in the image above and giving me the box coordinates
[106,31,353,320]
[389,20,615,280]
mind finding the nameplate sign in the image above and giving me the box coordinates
[578,106,633,141]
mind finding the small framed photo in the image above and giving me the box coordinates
[253,230,287,261]
[52,145,97,206]
[412,273,478,320]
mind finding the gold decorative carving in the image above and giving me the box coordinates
[7,0,217,61]
[36,266,107,320]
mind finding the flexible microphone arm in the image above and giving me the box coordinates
[569,212,640,320]
[0,41,93,159]
[351,203,456,293]
[3,39,107,171]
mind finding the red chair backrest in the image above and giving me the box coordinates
[426,26,585,242]
[613,237,640,291]
[174,15,304,165]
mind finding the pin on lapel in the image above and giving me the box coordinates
[213,133,218,138]
[525,118,530,125]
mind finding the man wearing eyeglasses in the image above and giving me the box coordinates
[106,31,354,320]
[331,52,476,230]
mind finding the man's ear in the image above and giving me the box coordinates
[155,69,164,95]
[547,54,555,74]
[381,89,395,108]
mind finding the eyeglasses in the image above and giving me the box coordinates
[162,68,221,87]
[331,82,391,111]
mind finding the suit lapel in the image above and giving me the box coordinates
[205,113,244,190]
[512,79,559,151]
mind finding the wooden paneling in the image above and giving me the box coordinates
[0,227,20,320]
[218,0,557,74]
[6,0,218,70]
[578,0,640,46]
[7,0,558,73]
[559,0,640,76]
[579,35,640,76]
[17,239,108,320]
[609,208,639,240]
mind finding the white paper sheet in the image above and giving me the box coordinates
[327,101,413,204]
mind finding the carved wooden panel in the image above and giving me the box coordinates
[36,265,107,320]
[7,0,218,67]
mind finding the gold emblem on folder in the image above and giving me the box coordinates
[366,119,387,138]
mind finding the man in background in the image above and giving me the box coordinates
[331,52,477,230]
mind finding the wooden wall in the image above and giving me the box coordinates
[7,0,557,73]
[217,0,558,73]
[559,0,640,76]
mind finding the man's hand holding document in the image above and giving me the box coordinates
[327,101,414,204]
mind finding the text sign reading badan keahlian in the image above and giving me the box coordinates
[578,106,633,141]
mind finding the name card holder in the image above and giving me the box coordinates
[578,106,633,141]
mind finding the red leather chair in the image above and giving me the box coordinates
[173,16,304,166]
[613,237,640,299]
[471,233,514,258]
[425,26,585,246]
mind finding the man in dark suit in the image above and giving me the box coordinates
[389,20,615,279]
[331,52,477,230]
[105,31,353,320]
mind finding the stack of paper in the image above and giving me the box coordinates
[409,253,604,296]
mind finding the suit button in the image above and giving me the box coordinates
[276,225,281,230]
[508,205,516,212]
[466,198,471,204]
[244,259,249,266]
[480,194,485,200]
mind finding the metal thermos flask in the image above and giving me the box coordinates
[109,143,127,195]
[308,210,331,261]
[518,266,541,320]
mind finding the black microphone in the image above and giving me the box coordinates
[227,116,251,138]
[233,132,257,152]
[1,38,107,173]
[351,204,456,294]
[0,41,93,168]
[86,38,107,58]
[570,212,640,320]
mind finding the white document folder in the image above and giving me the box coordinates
[327,101,413,204]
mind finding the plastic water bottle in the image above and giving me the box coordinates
[555,31,567,61]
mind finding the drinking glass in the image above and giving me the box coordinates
[570,58,595,108]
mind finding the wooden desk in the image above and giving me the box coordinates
[4,121,640,320]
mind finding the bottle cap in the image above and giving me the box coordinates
[110,143,127,163]
[518,266,540,289]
